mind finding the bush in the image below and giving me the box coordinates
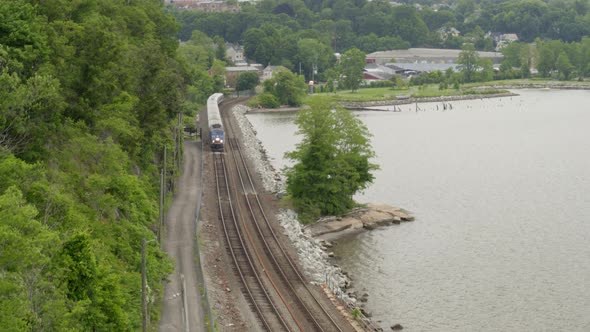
[258,93,281,108]
[247,93,280,108]
[366,80,393,88]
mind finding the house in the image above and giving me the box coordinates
[226,43,245,65]
[437,27,461,40]
[494,33,519,51]
[261,65,283,81]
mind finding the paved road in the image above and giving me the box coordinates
[159,139,205,332]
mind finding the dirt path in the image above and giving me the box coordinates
[159,140,205,332]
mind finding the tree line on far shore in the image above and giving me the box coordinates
[172,0,590,83]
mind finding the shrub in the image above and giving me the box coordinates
[247,93,281,108]
[258,93,281,108]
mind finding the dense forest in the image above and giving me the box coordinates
[0,0,218,330]
[173,0,590,81]
[174,0,590,52]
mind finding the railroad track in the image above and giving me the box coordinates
[210,98,353,331]
[213,152,292,331]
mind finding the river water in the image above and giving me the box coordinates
[246,89,590,331]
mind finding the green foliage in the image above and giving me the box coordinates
[213,35,226,61]
[410,70,446,86]
[0,0,184,329]
[284,100,378,223]
[263,68,307,106]
[391,74,408,90]
[351,307,362,319]
[457,43,479,83]
[339,47,365,92]
[296,38,335,81]
[556,51,575,80]
[257,93,281,108]
[236,71,260,91]
[59,233,97,302]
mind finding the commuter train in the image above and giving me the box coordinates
[207,93,225,151]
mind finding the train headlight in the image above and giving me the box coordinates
[220,140,224,143]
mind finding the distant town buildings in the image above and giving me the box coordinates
[362,62,461,82]
[366,48,503,65]
[168,0,240,12]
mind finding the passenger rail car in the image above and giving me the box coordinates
[207,93,225,151]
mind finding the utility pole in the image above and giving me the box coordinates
[163,145,167,196]
[158,144,166,242]
[178,112,182,174]
[158,168,164,242]
[142,239,147,332]
[142,238,156,332]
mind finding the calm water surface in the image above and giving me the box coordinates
[246,90,590,331]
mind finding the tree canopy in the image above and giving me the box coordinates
[236,71,260,91]
[263,68,307,106]
[284,101,378,222]
[339,47,366,91]
[457,43,480,83]
[0,0,218,329]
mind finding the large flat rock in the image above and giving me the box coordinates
[305,203,414,240]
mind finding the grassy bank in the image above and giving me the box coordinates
[304,79,590,104]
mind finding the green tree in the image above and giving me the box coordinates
[263,68,307,106]
[340,47,365,92]
[537,41,559,77]
[0,185,63,330]
[390,5,429,46]
[556,51,575,79]
[284,100,378,222]
[390,74,407,89]
[213,35,226,61]
[457,43,479,83]
[236,71,260,91]
[477,58,494,82]
[296,38,334,81]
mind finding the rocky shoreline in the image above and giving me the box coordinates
[306,203,414,241]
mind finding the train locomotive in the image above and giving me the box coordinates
[207,93,225,151]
